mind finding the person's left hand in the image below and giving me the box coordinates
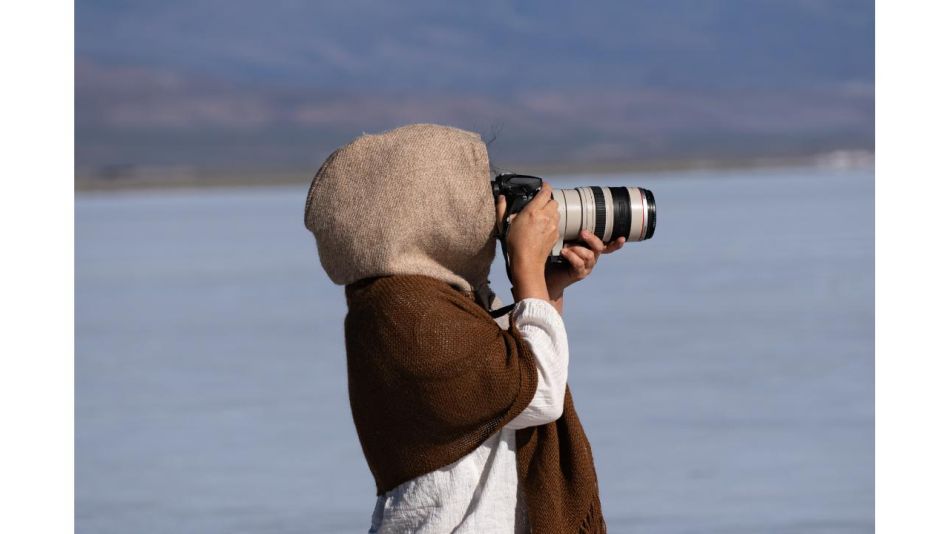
[545,230,625,296]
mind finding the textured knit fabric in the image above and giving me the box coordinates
[369,296,569,533]
[344,274,606,533]
[344,274,538,490]
[304,123,496,295]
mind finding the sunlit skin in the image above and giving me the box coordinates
[496,187,625,315]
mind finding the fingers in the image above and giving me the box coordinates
[522,182,554,212]
[571,245,596,266]
[603,236,626,254]
[504,181,560,267]
[563,245,595,270]
[560,248,587,273]
[578,230,606,253]
[579,229,626,255]
[556,229,626,285]
[526,183,559,235]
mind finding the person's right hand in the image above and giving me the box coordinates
[499,182,560,277]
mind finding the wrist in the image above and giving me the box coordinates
[510,257,545,283]
[545,283,565,301]
[543,269,570,298]
[511,268,549,302]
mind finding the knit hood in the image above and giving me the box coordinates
[304,123,497,295]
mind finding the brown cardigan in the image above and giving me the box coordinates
[344,274,605,533]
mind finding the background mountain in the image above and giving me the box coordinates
[76,0,873,177]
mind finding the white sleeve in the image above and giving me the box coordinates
[502,297,569,430]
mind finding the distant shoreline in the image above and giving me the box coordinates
[75,150,873,193]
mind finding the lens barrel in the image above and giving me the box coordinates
[642,187,656,240]
[551,185,656,244]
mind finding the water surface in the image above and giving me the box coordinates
[76,166,873,533]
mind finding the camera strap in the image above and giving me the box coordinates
[489,213,517,319]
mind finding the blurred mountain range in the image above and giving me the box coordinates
[76,0,873,180]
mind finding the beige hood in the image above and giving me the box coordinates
[304,123,497,296]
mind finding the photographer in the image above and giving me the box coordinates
[305,123,623,533]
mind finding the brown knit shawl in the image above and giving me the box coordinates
[344,274,605,533]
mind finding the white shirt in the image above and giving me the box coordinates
[368,297,570,534]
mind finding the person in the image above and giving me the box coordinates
[304,123,624,533]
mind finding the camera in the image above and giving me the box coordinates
[492,173,656,263]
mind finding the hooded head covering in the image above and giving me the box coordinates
[304,123,497,295]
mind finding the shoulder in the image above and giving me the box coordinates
[346,274,493,328]
[344,274,506,372]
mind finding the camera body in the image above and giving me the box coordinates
[492,173,656,263]
[491,173,545,215]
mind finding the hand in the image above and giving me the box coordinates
[496,183,560,301]
[496,182,560,277]
[545,229,625,297]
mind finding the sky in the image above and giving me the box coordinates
[76,1,874,171]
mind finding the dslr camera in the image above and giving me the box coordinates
[492,173,656,264]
